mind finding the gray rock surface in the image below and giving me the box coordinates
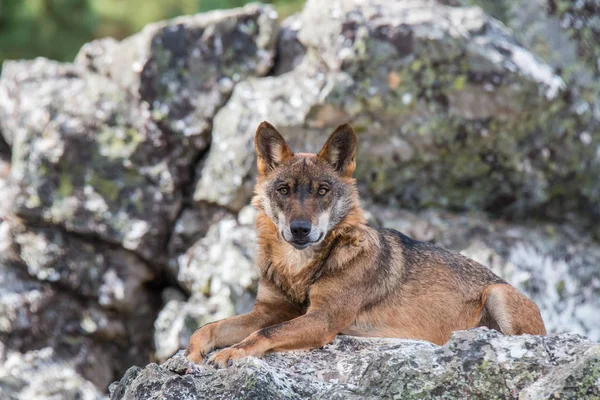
[155,206,258,362]
[459,0,593,79]
[0,347,106,400]
[0,58,183,260]
[110,329,600,399]
[0,4,278,260]
[0,219,158,392]
[272,14,306,76]
[166,203,232,277]
[194,0,599,228]
[75,4,278,151]
[549,0,600,77]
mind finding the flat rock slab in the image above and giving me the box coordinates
[110,328,600,399]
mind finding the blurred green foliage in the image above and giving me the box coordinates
[0,0,304,68]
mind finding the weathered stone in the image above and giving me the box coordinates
[176,207,258,303]
[0,264,115,391]
[154,206,258,362]
[0,133,9,163]
[75,3,278,151]
[0,158,13,219]
[193,0,600,231]
[272,14,306,76]
[111,329,600,399]
[2,219,154,312]
[0,4,279,260]
[0,220,158,391]
[0,59,182,260]
[166,203,232,277]
[549,0,600,77]
[454,0,600,235]
[458,0,593,79]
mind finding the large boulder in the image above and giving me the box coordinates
[0,4,278,260]
[110,329,600,399]
[0,59,182,260]
[75,3,278,151]
[0,219,158,392]
[194,0,599,230]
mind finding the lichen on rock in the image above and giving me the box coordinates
[109,329,600,400]
[193,0,600,229]
[0,4,279,261]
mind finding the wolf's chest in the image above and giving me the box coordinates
[261,258,323,307]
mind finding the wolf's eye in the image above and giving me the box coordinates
[278,187,289,195]
[318,187,329,196]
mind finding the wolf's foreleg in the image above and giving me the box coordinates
[208,303,358,368]
[185,284,300,364]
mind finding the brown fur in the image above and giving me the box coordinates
[185,121,546,368]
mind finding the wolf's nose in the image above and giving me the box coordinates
[290,220,311,239]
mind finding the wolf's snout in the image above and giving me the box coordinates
[290,220,311,239]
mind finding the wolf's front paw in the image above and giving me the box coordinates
[208,347,248,369]
[185,328,214,364]
[184,348,208,365]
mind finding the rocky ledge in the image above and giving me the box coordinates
[110,328,600,399]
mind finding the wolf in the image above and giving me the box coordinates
[185,121,546,368]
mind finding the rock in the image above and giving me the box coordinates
[0,132,9,163]
[154,206,258,362]
[166,203,232,276]
[458,0,594,80]
[75,3,279,150]
[2,219,154,312]
[272,14,306,76]
[0,59,182,260]
[0,220,159,391]
[0,4,279,260]
[453,0,600,232]
[0,262,114,391]
[549,0,600,77]
[110,328,600,399]
[193,0,600,230]
[0,158,13,219]
[176,206,258,307]
[0,347,106,400]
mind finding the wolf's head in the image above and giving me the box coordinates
[252,121,360,250]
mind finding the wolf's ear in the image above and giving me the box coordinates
[255,121,294,175]
[318,123,357,177]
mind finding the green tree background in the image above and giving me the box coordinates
[0,0,304,69]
